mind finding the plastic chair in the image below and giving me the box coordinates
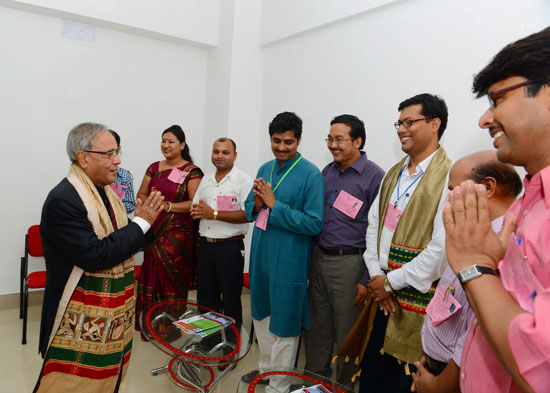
[20,225,46,345]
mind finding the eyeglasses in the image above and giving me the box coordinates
[83,149,122,159]
[393,117,430,130]
[325,137,354,145]
[488,79,541,108]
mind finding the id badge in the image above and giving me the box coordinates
[255,208,269,231]
[383,203,403,232]
[110,183,127,200]
[426,285,462,326]
[217,195,239,211]
[168,168,188,184]
[333,190,364,219]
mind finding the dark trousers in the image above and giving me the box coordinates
[197,238,244,323]
[359,308,416,393]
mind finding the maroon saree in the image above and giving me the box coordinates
[135,161,203,331]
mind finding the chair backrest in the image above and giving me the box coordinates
[27,225,44,257]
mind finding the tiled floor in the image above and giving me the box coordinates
[2,292,312,393]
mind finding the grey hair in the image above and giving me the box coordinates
[66,122,108,163]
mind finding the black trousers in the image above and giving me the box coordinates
[197,238,245,323]
[359,308,416,393]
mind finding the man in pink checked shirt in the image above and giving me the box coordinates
[411,150,522,393]
[444,27,550,393]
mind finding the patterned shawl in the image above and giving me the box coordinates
[35,164,135,393]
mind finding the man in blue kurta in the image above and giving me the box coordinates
[242,112,325,393]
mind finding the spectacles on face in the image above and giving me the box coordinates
[393,117,430,130]
[325,137,354,145]
[83,149,122,160]
[488,79,541,108]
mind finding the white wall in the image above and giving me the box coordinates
[0,6,209,294]
[258,0,550,172]
[0,0,221,46]
[260,0,400,45]
[2,0,549,295]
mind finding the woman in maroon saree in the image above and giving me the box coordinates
[135,125,203,333]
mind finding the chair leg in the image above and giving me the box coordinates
[20,257,25,319]
[22,281,28,345]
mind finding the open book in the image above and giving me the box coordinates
[172,312,234,337]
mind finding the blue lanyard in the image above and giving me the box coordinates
[394,165,424,207]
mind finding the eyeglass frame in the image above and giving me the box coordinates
[487,79,543,108]
[393,117,431,130]
[325,137,355,145]
[83,149,122,159]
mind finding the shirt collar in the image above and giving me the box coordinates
[276,153,301,170]
[523,165,550,208]
[335,151,367,174]
[403,148,438,176]
[207,165,238,184]
[491,215,505,234]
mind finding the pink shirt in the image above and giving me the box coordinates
[461,166,550,393]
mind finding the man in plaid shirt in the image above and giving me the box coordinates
[109,129,136,214]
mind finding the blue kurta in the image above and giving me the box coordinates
[245,154,325,337]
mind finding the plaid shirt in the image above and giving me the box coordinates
[113,167,136,214]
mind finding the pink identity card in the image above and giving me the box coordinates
[255,208,269,231]
[426,285,462,326]
[333,190,363,219]
[384,203,403,232]
[217,195,239,211]
[168,168,188,184]
[110,183,127,200]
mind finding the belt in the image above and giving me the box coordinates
[424,353,448,376]
[202,235,245,243]
[318,246,365,256]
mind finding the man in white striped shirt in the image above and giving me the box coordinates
[411,150,522,393]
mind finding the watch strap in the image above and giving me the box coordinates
[458,264,497,285]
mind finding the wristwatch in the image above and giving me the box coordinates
[383,277,393,293]
[213,210,218,220]
[457,264,497,285]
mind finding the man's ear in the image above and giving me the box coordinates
[430,118,441,135]
[76,150,88,169]
[482,176,498,198]
[353,137,363,150]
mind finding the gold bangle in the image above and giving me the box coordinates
[213,210,218,220]
[165,201,172,213]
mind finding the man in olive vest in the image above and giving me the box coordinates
[360,94,452,393]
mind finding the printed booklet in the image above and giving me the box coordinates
[290,384,334,393]
[172,312,233,337]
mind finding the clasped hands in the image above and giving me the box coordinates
[135,191,165,225]
[190,199,214,220]
[443,180,516,275]
[253,178,276,211]
[368,275,395,316]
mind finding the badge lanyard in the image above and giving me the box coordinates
[394,165,424,208]
[269,155,303,193]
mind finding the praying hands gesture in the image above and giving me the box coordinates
[253,178,276,211]
[443,180,516,274]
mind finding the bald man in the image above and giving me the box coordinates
[411,150,522,393]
